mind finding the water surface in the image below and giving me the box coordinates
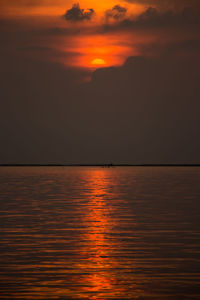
[0,167,200,299]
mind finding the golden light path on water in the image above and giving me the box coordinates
[79,169,119,299]
[73,168,140,299]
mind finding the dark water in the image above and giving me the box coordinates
[0,167,200,299]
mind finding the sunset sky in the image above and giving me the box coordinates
[0,0,200,164]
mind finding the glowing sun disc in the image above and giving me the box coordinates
[91,58,106,65]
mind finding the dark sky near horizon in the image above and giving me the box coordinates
[0,0,200,164]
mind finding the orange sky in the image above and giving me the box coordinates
[0,0,143,17]
[0,1,146,69]
[1,0,199,70]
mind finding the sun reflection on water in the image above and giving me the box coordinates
[76,169,126,299]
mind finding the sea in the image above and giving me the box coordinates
[0,166,200,299]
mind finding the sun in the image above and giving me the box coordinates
[91,58,106,66]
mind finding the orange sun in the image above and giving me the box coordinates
[91,58,106,66]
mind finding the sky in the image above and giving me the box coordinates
[0,0,200,164]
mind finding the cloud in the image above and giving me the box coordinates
[138,38,200,58]
[87,54,200,163]
[63,3,95,22]
[105,5,127,21]
[101,6,200,33]
[97,5,200,60]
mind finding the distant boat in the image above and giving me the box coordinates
[102,163,114,168]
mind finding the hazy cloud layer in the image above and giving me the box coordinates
[0,44,199,163]
[64,3,95,22]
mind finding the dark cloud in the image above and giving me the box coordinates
[22,46,52,51]
[138,38,200,58]
[101,6,200,32]
[97,5,200,61]
[64,3,95,22]
[87,55,200,164]
[105,5,127,21]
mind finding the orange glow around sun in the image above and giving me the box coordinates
[0,0,146,71]
[59,33,135,69]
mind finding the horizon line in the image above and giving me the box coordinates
[0,164,200,167]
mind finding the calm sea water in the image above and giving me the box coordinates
[0,166,200,299]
